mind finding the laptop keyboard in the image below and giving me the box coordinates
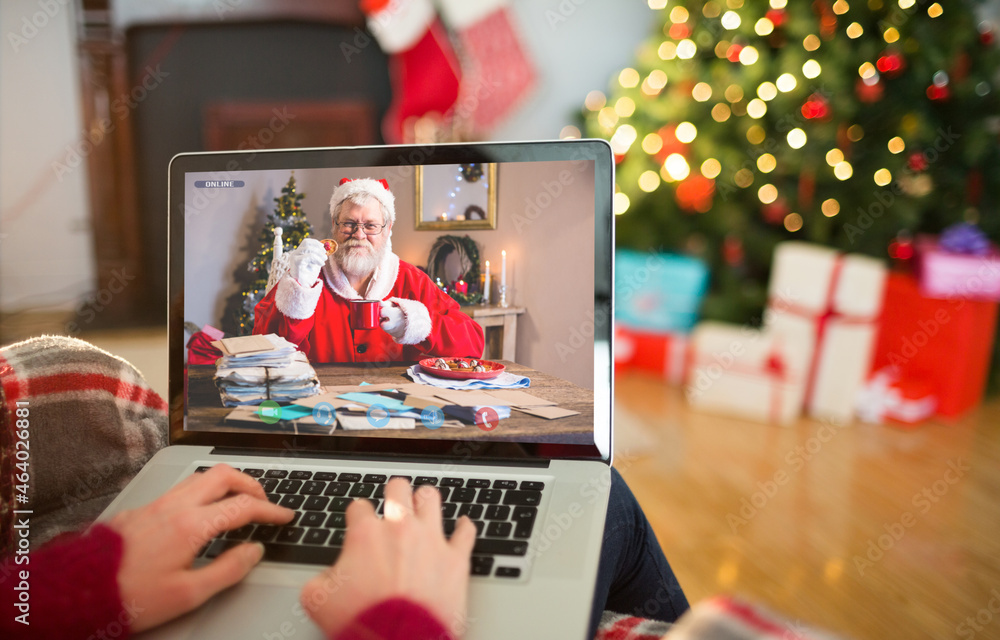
[194,466,544,579]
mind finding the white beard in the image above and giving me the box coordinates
[335,237,390,279]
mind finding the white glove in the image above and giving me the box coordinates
[288,238,327,285]
[380,300,406,340]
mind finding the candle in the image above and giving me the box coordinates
[455,279,468,294]
[500,250,507,291]
[484,260,491,302]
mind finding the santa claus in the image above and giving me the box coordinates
[254,178,485,363]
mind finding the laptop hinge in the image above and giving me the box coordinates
[209,447,552,468]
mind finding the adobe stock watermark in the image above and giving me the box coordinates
[725,417,845,534]
[6,0,71,53]
[545,0,592,31]
[853,458,970,577]
[66,268,136,336]
[956,588,1000,640]
[51,65,171,182]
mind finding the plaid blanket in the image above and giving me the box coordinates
[0,335,167,556]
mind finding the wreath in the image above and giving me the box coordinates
[460,163,484,183]
[426,235,482,305]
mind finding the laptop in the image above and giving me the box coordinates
[99,139,615,639]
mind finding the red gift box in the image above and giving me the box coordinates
[615,326,689,385]
[871,273,998,418]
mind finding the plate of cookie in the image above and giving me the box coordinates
[418,357,506,380]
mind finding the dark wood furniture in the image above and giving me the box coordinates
[186,361,594,443]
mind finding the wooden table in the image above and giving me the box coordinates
[460,305,525,361]
[187,361,593,443]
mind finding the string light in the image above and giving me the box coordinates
[739,46,759,65]
[597,106,618,128]
[803,60,822,78]
[803,35,821,51]
[776,73,797,92]
[712,103,732,122]
[664,154,691,180]
[677,39,697,59]
[610,124,638,154]
[559,125,581,139]
[883,27,900,43]
[746,125,766,144]
[615,96,636,117]
[676,122,698,143]
[787,128,807,148]
[784,213,804,232]
[888,137,906,153]
[758,82,778,101]
[834,161,854,180]
[638,170,661,192]
[758,184,778,204]
[642,133,664,154]
[613,192,630,215]
[585,90,606,111]
[757,153,777,172]
[702,158,722,179]
[670,6,690,22]
[658,41,678,60]
[770,0,787,7]
[821,198,840,217]
[928,3,943,17]
[646,70,668,91]
[826,149,845,166]
[721,11,741,29]
[619,68,640,88]
[703,2,722,18]
[833,0,850,15]
[847,125,864,141]
[735,168,754,187]
[648,0,667,8]
[747,98,767,118]
[859,62,877,79]
[874,168,893,186]
[899,0,915,9]
[692,82,713,101]
[725,85,744,102]
[755,18,775,36]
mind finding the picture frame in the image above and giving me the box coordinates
[414,163,498,230]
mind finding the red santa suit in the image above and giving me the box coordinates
[254,246,484,363]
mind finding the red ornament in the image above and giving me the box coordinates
[675,176,715,213]
[801,93,831,120]
[876,52,905,77]
[907,152,928,172]
[766,9,787,27]
[723,235,745,266]
[926,84,950,101]
[761,198,791,225]
[856,77,884,103]
[726,43,743,63]
[980,22,995,45]
[888,240,914,261]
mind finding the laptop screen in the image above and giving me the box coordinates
[168,141,612,462]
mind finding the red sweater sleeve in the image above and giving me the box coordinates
[1,523,126,640]
[333,597,455,640]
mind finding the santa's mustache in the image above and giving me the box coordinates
[340,239,372,250]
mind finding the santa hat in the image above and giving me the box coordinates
[329,178,396,226]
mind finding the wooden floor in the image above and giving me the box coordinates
[4,318,998,639]
[614,371,1000,640]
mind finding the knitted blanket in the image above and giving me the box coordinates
[0,335,168,556]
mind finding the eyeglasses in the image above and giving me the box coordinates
[337,221,386,236]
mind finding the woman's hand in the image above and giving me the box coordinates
[300,478,477,638]
[108,464,294,632]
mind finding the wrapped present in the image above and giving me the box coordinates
[686,321,803,426]
[765,242,887,424]
[614,325,689,385]
[615,249,708,333]
[855,367,937,426]
[915,224,1000,301]
[871,272,998,417]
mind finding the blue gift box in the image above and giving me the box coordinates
[615,249,709,333]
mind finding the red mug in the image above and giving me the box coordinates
[350,299,381,330]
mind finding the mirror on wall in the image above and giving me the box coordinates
[414,163,497,230]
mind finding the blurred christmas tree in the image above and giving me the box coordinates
[586,0,1000,324]
[223,173,314,335]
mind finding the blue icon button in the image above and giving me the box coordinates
[312,402,337,426]
[367,403,391,428]
[421,406,444,430]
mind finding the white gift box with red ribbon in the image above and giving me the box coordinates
[856,367,937,426]
[686,321,804,426]
[765,242,887,424]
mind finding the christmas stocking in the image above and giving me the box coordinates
[361,0,462,143]
[437,0,537,135]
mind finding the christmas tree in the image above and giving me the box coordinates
[586,0,1000,323]
[224,173,315,335]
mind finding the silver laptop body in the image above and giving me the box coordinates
[99,139,615,640]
